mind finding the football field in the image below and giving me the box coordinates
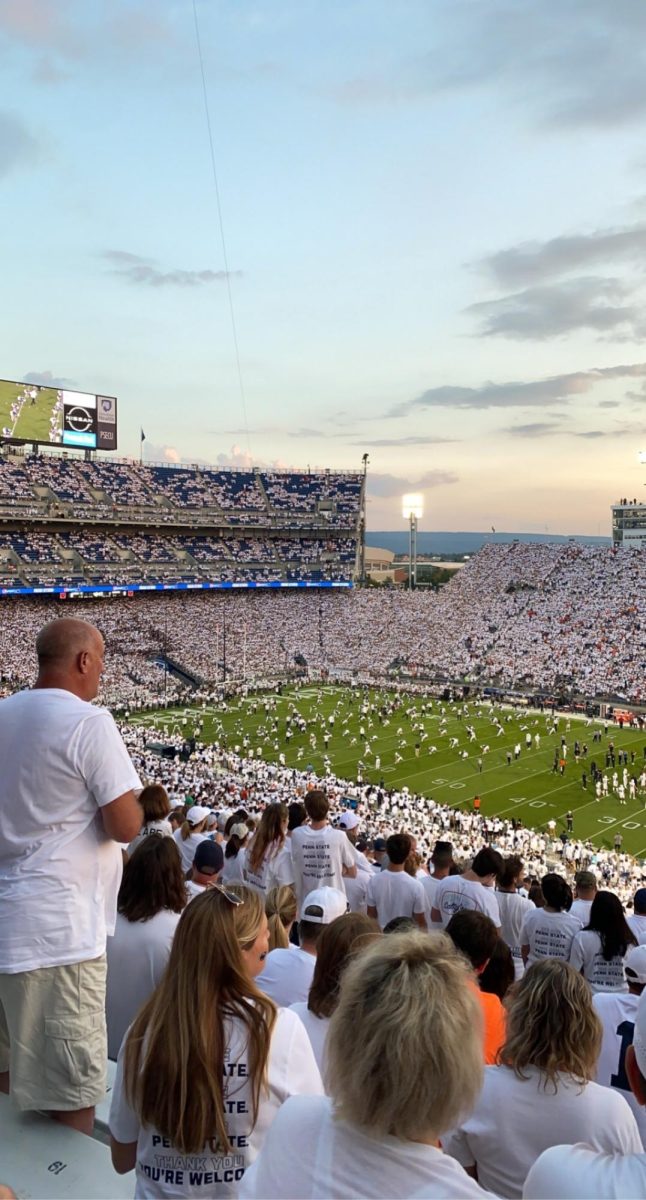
[131,684,646,857]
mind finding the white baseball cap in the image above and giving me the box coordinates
[186,804,210,826]
[301,887,349,925]
[625,946,646,987]
[338,811,360,831]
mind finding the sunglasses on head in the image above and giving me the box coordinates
[210,883,245,907]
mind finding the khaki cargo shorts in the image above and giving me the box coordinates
[0,955,107,1112]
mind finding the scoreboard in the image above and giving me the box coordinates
[0,378,117,451]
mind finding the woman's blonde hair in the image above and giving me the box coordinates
[500,959,601,1090]
[326,931,482,1141]
[180,816,208,840]
[124,884,276,1155]
[265,885,297,951]
[308,913,381,1018]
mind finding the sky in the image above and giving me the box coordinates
[1,0,646,533]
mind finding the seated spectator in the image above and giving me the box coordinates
[495,855,534,979]
[243,803,294,895]
[239,931,491,1199]
[173,804,210,872]
[266,885,297,951]
[366,833,427,930]
[570,891,638,993]
[259,887,348,1008]
[221,822,250,885]
[443,959,642,1198]
[109,885,323,1193]
[289,913,380,1076]
[126,783,172,857]
[106,837,187,1059]
[186,840,224,898]
[520,873,581,966]
[431,847,502,929]
[446,910,507,1065]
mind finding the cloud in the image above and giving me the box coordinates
[599,400,620,408]
[103,249,241,288]
[478,224,646,289]
[352,435,457,447]
[142,441,211,466]
[392,362,646,416]
[467,277,642,340]
[367,469,458,499]
[504,423,560,437]
[0,110,40,177]
[23,369,77,387]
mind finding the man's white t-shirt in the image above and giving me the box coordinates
[242,843,293,895]
[519,908,581,965]
[110,1007,323,1200]
[570,930,628,993]
[289,1003,329,1077]
[421,875,441,923]
[495,891,535,978]
[290,825,355,903]
[433,876,501,929]
[367,870,426,929]
[627,913,646,945]
[173,829,208,873]
[569,897,593,925]
[523,1143,646,1200]
[258,946,316,1008]
[106,908,181,1058]
[443,1064,642,1199]
[0,688,141,972]
[593,990,646,1146]
[343,868,370,915]
[239,1094,492,1199]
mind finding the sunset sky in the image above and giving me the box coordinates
[2,0,646,532]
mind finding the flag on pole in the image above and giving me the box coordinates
[140,428,146,443]
[491,525,496,533]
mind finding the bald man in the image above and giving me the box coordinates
[0,618,142,1134]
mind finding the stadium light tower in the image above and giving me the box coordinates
[402,493,423,589]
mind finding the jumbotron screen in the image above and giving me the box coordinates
[0,378,117,451]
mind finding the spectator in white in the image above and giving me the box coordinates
[109,885,323,1195]
[239,931,492,1199]
[106,836,186,1058]
[495,856,534,980]
[570,891,637,993]
[337,811,373,873]
[173,804,210,872]
[259,887,348,1008]
[290,913,380,1076]
[126,783,173,858]
[444,959,642,1199]
[243,804,294,895]
[0,617,142,1135]
[337,813,372,914]
[431,847,502,929]
[421,840,454,923]
[569,870,597,924]
[520,874,581,967]
[367,834,427,930]
[221,823,249,885]
[290,790,357,904]
[523,984,646,1199]
[594,944,646,1147]
[265,886,297,951]
[186,839,224,898]
[628,889,646,945]
[371,836,388,870]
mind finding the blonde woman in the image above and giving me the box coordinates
[240,932,491,1198]
[109,884,322,1197]
[244,804,294,895]
[172,803,210,872]
[266,885,297,951]
[443,959,642,1198]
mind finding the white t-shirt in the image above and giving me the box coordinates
[258,946,316,1007]
[173,828,208,873]
[127,820,173,859]
[242,842,293,895]
[110,1007,323,1199]
[367,870,426,929]
[343,868,370,915]
[496,891,535,977]
[421,875,441,923]
[570,898,594,925]
[239,1094,491,1199]
[593,990,646,1146]
[221,850,246,885]
[627,913,646,945]
[570,930,628,993]
[289,1003,329,1077]
[443,1064,642,1199]
[186,879,206,900]
[0,688,141,972]
[523,1143,646,1199]
[519,908,581,965]
[290,825,355,903]
[106,908,181,1058]
[433,876,501,929]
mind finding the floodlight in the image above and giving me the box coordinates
[402,493,424,520]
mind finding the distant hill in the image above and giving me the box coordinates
[366,530,612,556]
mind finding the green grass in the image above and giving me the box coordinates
[130,684,646,856]
[0,380,59,442]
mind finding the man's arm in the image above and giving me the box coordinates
[414,911,427,930]
[367,904,378,921]
[110,1137,137,1175]
[430,906,443,925]
[101,790,143,843]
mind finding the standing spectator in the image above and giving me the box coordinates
[446,910,507,1065]
[594,944,646,1147]
[185,840,224,898]
[0,618,142,1134]
[628,889,646,945]
[221,823,250,885]
[173,804,210,872]
[495,856,534,980]
[265,885,297,951]
[431,847,502,929]
[126,783,173,858]
[290,791,356,904]
[570,891,637,993]
[367,834,426,930]
[569,870,597,925]
[421,840,453,924]
[106,837,186,1058]
[520,874,581,967]
[259,887,348,1007]
[244,804,293,895]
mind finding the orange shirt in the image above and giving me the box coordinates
[478,989,506,1065]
